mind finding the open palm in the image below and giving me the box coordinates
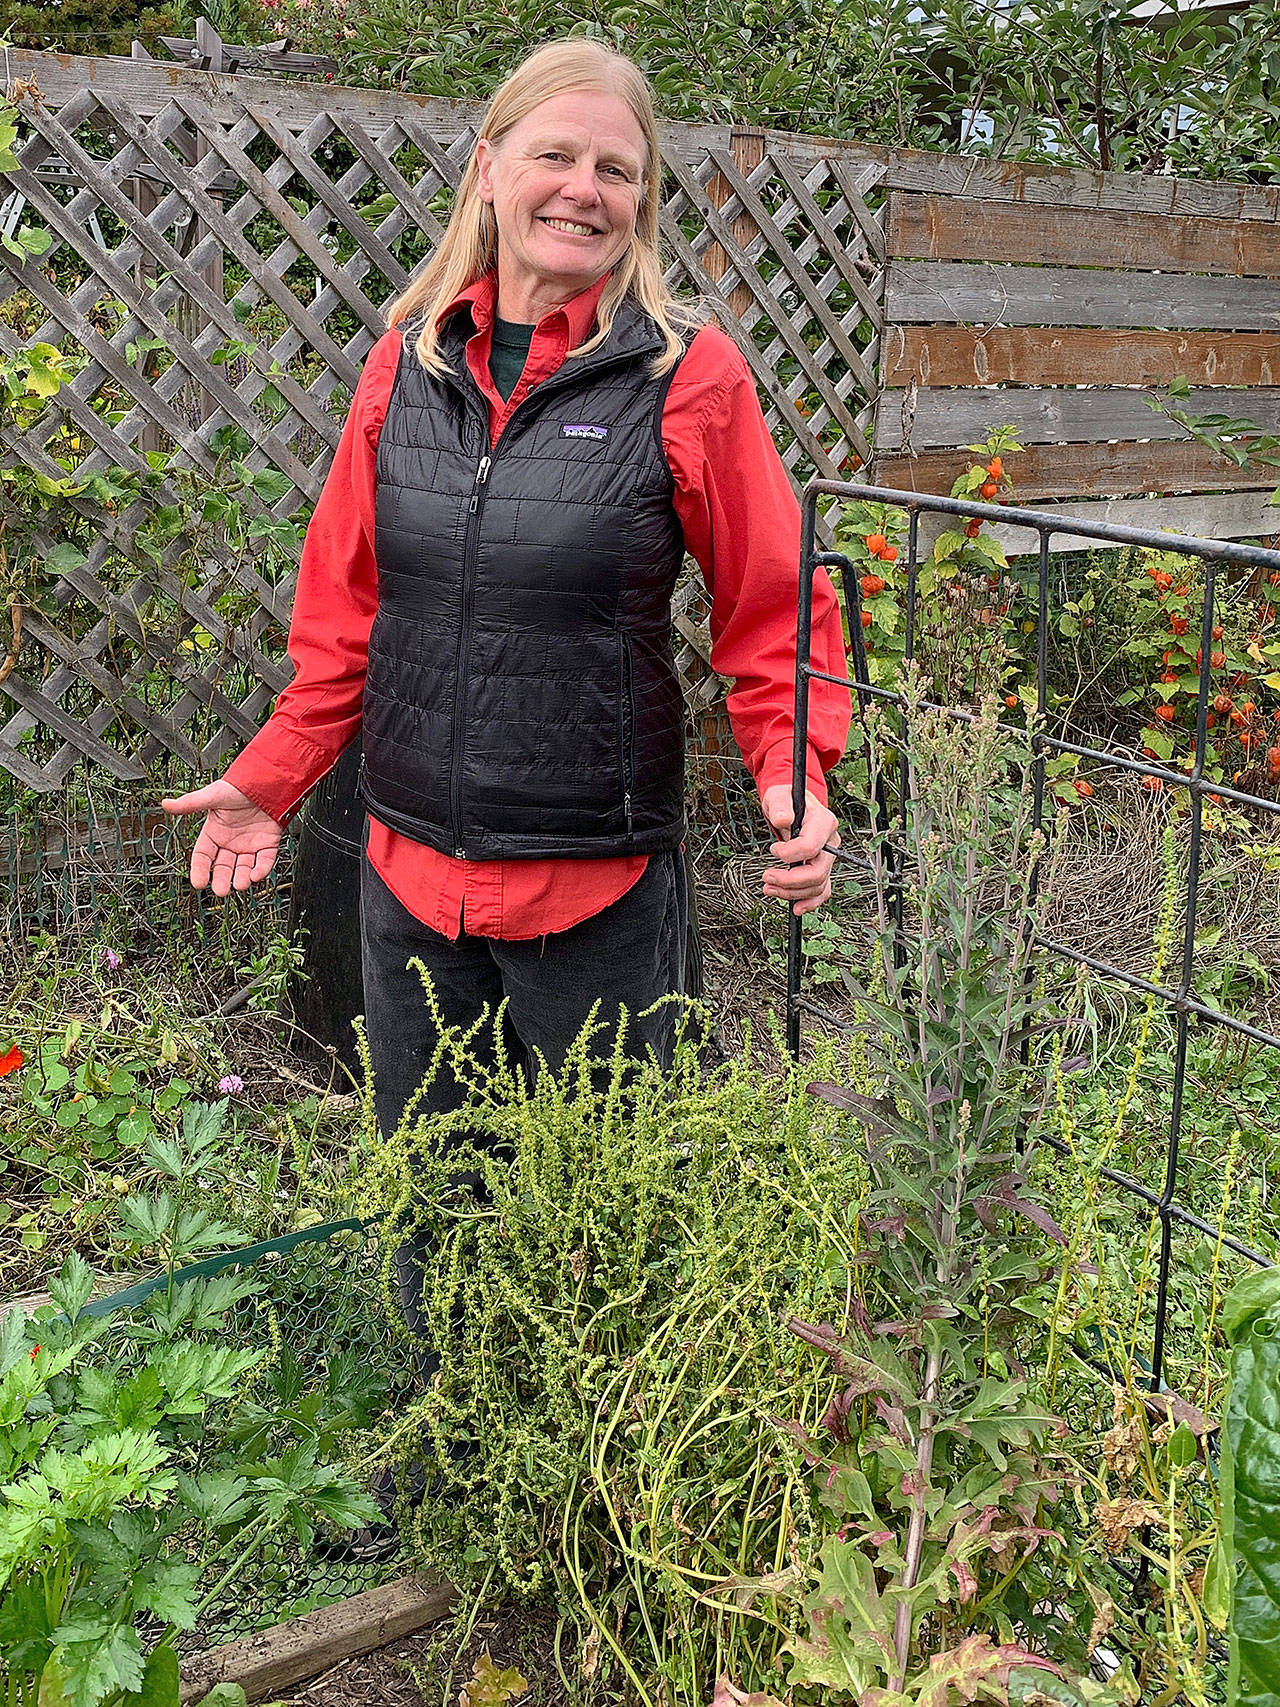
[161,779,283,896]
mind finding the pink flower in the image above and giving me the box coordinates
[218,1075,244,1095]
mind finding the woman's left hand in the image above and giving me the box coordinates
[758,784,839,916]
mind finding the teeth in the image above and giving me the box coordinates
[544,218,597,235]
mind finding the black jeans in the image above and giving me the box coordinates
[359,846,688,1367]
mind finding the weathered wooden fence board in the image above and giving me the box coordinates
[886,261,1280,332]
[879,153,1280,223]
[944,489,1280,556]
[888,192,1280,277]
[875,386,1280,452]
[875,440,1280,504]
[882,325,1280,388]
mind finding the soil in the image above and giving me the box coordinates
[278,1599,586,1707]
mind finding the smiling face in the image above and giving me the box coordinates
[475,89,648,324]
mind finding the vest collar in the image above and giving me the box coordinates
[434,279,664,387]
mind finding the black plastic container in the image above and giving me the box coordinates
[284,740,366,1077]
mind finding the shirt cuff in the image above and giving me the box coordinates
[223,725,341,828]
[754,741,830,808]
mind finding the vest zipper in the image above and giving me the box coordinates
[619,631,636,838]
[451,451,492,854]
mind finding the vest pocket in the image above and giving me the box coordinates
[617,631,636,836]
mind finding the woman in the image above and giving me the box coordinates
[163,38,850,1150]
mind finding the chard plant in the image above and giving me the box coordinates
[1213,1266,1280,1707]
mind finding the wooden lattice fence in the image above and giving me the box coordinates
[2,45,1278,807]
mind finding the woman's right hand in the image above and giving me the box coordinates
[161,779,284,895]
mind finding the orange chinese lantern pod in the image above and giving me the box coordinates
[861,610,873,628]
[1210,650,1226,669]
[980,481,999,500]
[1073,779,1094,798]
[1142,776,1164,791]
[865,533,887,556]
[1004,694,1019,710]
[881,545,898,563]
[1207,713,1216,729]
[966,518,982,538]
[860,574,886,596]
[0,1045,22,1077]
[1213,692,1234,714]
[987,456,1002,478]
[1212,624,1224,640]
[1154,704,1176,722]
[1170,616,1189,636]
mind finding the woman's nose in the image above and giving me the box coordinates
[562,157,602,204]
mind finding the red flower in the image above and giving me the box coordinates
[0,1045,23,1077]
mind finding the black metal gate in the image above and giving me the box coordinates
[786,481,1280,1398]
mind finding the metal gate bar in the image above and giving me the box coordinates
[787,482,1280,1396]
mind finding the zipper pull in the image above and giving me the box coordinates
[624,792,633,835]
[468,454,492,514]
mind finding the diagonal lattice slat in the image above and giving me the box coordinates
[0,59,886,792]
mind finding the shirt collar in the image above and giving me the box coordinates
[436,270,613,347]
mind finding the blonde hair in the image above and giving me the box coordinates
[385,39,695,376]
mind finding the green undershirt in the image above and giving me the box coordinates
[488,316,536,402]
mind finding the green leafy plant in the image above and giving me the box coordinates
[765,684,1127,1704]
[355,1006,870,1703]
[0,1113,382,1707]
[0,1276,379,1707]
[1218,1266,1280,1707]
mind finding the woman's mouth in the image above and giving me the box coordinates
[540,217,601,236]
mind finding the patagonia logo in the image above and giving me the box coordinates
[562,423,609,440]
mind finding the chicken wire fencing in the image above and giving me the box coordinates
[785,482,1280,1408]
[88,1215,410,1651]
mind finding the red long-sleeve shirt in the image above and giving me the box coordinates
[226,273,850,939]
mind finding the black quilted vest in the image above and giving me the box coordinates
[359,298,689,860]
